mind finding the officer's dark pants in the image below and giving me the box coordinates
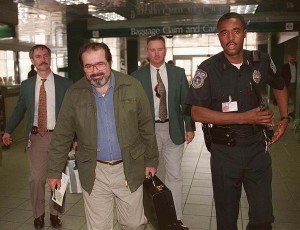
[210,133,274,230]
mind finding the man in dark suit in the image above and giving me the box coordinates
[281,54,297,118]
[131,35,195,230]
[2,45,73,229]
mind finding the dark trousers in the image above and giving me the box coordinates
[210,133,274,230]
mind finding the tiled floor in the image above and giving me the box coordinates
[0,112,299,229]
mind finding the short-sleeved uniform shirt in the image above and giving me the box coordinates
[186,50,284,114]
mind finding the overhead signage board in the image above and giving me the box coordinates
[247,21,300,32]
[90,21,300,38]
[90,24,218,38]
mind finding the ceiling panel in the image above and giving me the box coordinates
[14,0,300,20]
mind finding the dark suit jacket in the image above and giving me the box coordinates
[281,62,297,87]
[131,63,195,145]
[5,74,73,141]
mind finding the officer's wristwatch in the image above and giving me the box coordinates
[280,116,292,122]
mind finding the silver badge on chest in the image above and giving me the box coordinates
[252,70,261,84]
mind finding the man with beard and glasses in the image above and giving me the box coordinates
[47,42,158,230]
[186,13,289,230]
[2,45,73,229]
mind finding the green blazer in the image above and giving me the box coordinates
[5,74,73,142]
[131,63,195,145]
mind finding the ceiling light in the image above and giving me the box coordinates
[92,12,126,21]
[230,4,258,14]
[55,0,90,5]
[88,5,97,12]
[38,14,47,20]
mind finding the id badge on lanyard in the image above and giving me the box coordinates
[222,96,238,112]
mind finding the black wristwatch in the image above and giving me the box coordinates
[280,116,291,122]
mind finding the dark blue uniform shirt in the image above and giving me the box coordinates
[186,50,284,114]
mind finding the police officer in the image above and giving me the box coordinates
[186,13,289,230]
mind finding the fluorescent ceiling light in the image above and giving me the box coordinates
[0,37,14,41]
[55,0,90,5]
[92,12,126,21]
[230,4,258,14]
[88,5,97,12]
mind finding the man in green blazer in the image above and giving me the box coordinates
[2,45,73,229]
[131,35,195,230]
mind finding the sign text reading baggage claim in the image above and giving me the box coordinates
[130,25,217,36]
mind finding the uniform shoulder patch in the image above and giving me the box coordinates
[192,69,207,89]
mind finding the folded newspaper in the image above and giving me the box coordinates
[51,172,70,206]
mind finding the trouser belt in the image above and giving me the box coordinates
[97,160,123,166]
[31,126,54,134]
[155,119,169,123]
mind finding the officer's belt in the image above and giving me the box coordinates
[226,124,263,138]
[212,125,262,138]
[210,125,263,147]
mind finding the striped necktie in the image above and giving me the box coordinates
[156,69,167,121]
[38,79,47,136]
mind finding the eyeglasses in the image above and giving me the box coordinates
[84,62,108,72]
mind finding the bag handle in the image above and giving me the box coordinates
[148,172,156,187]
[148,173,164,191]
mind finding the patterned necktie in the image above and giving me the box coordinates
[38,79,47,136]
[156,69,168,121]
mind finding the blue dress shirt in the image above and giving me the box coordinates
[92,73,122,161]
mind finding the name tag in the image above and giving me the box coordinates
[222,96,238,112]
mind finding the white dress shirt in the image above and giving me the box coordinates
[33,73,56,129]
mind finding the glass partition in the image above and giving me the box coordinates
[0,50,16,85]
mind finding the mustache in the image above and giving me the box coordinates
[39,62,48,66]
[226,41,236,47]
[90,72,103,78]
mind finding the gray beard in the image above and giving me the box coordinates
[90,75,110,88]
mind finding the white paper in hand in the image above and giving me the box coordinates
[52,172,70,206]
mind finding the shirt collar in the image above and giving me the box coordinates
[37,72,54,81]
[221,51,250,70]
[150,63,166,72]
[110,71,115,88]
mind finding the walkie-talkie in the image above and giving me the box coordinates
[259,99,269,112]
[258,99,274,153]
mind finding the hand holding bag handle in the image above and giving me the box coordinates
[147,172,165,192]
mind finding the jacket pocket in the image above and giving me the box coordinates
[76,145,93,163]
[124,137,146,192]
[129,140,146,160]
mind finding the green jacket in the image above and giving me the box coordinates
[48,70,159,194]
[5,74,73,142]
[131,63,195,145]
